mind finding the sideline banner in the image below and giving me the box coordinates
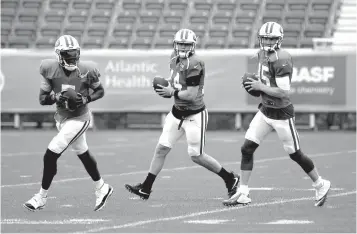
[247,55,346,105]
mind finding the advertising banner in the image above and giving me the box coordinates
[247,55,346,105]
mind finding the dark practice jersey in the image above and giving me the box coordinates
[169,52,205,111]
[40,59,101,121]
[257,49,295,120]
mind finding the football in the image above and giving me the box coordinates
[242,73,261,97]
[152,76,169,90]
[62,88,78,111]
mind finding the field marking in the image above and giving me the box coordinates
[78,190,356,233]
[1,219,110,225]
[1,150,355,188]
[184,219,233,224]
[262,220,314,225]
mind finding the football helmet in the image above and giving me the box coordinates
[258,22,284,51]
[173,29,197,58]
[54,35,80,71]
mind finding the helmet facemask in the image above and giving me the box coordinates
[56,49,80,71]
[258,36,282,52]
[174,41,195,58]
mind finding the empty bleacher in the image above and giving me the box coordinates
[1,0,341,49]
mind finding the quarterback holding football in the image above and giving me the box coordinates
[23,35,113,212]
[125,29,239,200]
[223,22,331,207]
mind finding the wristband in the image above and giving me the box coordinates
[174,90,180,99]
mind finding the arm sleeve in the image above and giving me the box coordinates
[39,62,52,92]
[89,67,101,89]
[185,62,202,86]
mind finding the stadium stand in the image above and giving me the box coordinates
[0,0,346,48]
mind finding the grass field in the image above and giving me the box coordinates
[1,130,356,233]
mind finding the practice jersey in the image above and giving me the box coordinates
[257,49,294,120]
[40,59,101,122]
[169,52,205,111]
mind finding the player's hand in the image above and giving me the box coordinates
[75,93,89,107]
[155,83,175,98]
[244,77,264,91]
[54,91,67,104]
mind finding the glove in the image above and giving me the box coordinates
[54,91,68,106]
[75,93,90,107]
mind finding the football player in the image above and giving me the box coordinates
[23,35,113,211]
[124,29,239,200]
[223,22,331,207]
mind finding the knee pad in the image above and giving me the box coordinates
[48,135,69,154]
[240,140,258,171]
[289,150,314,173]
[188,144,200,157]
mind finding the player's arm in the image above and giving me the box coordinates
[38,63,56,105]
[174,63,202,101]
[77,67,104,106]
[259,83,289,99]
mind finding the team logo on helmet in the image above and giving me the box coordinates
[258,22,284,52]
[173,29,197,58]
[55,35,81,71]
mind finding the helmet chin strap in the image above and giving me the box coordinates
[62,60,78,71]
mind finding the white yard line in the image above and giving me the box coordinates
[77,191,356,233]
[1,150,355,188]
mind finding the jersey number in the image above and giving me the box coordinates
[171,70,182,90]
[259,64,271,87]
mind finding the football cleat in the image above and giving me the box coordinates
[222,187,251,206]
[23,193,47,211]
[313,179,331,207]
[94,183,113,211]
[227,172,240,198]
[125,183,151,200]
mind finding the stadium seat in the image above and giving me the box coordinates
[204,38,226,49]
[91,9,112,24]
[44,10,66,23]
[1,22,12,42]
[282,37,299,48]
[113,23,134,38]
[154,38,173,49]
[22,0,42,10]
[262,11,283,24]
[140,11,161,24]
[1,0,20,10]
[8,35,31,48]
[163,12,184,25]
[82,37,104,49]
[212,11,233,26]
[87,23,108,38]
[13,23,37,40]
[227,37,249,48]
[107,36,130,49]
[136,24,157,37]
[158,24,180,38]
[35,36,57,49]
[122,0,142,11]
[48,0,70,10]
[168,0,188,13]
[193,0,213,13]
[304,24,326,38]
[189,24,207,41]
[311,0,333,12]
[231,25,252,40]
[300,38,313,48]
[285,12,306,25]
[216,0,237,13]
[131,37,152,49]
[116,11,137,24]
[40,23,62,37]
[144,0,165,12]
[67,9,89,26]
[282,24,302,40]
[265,0,285,11]
[94,0,116,10]
[1,8,17,23]
[17,9,39,23]
[286,0,309,12]
[189,11,209,25]
[238,0,260,12]
[308,12,330,26]
[209,25,229,40]
[63,24,85,40]
[72,0,92,10]
[235,10,256,27]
